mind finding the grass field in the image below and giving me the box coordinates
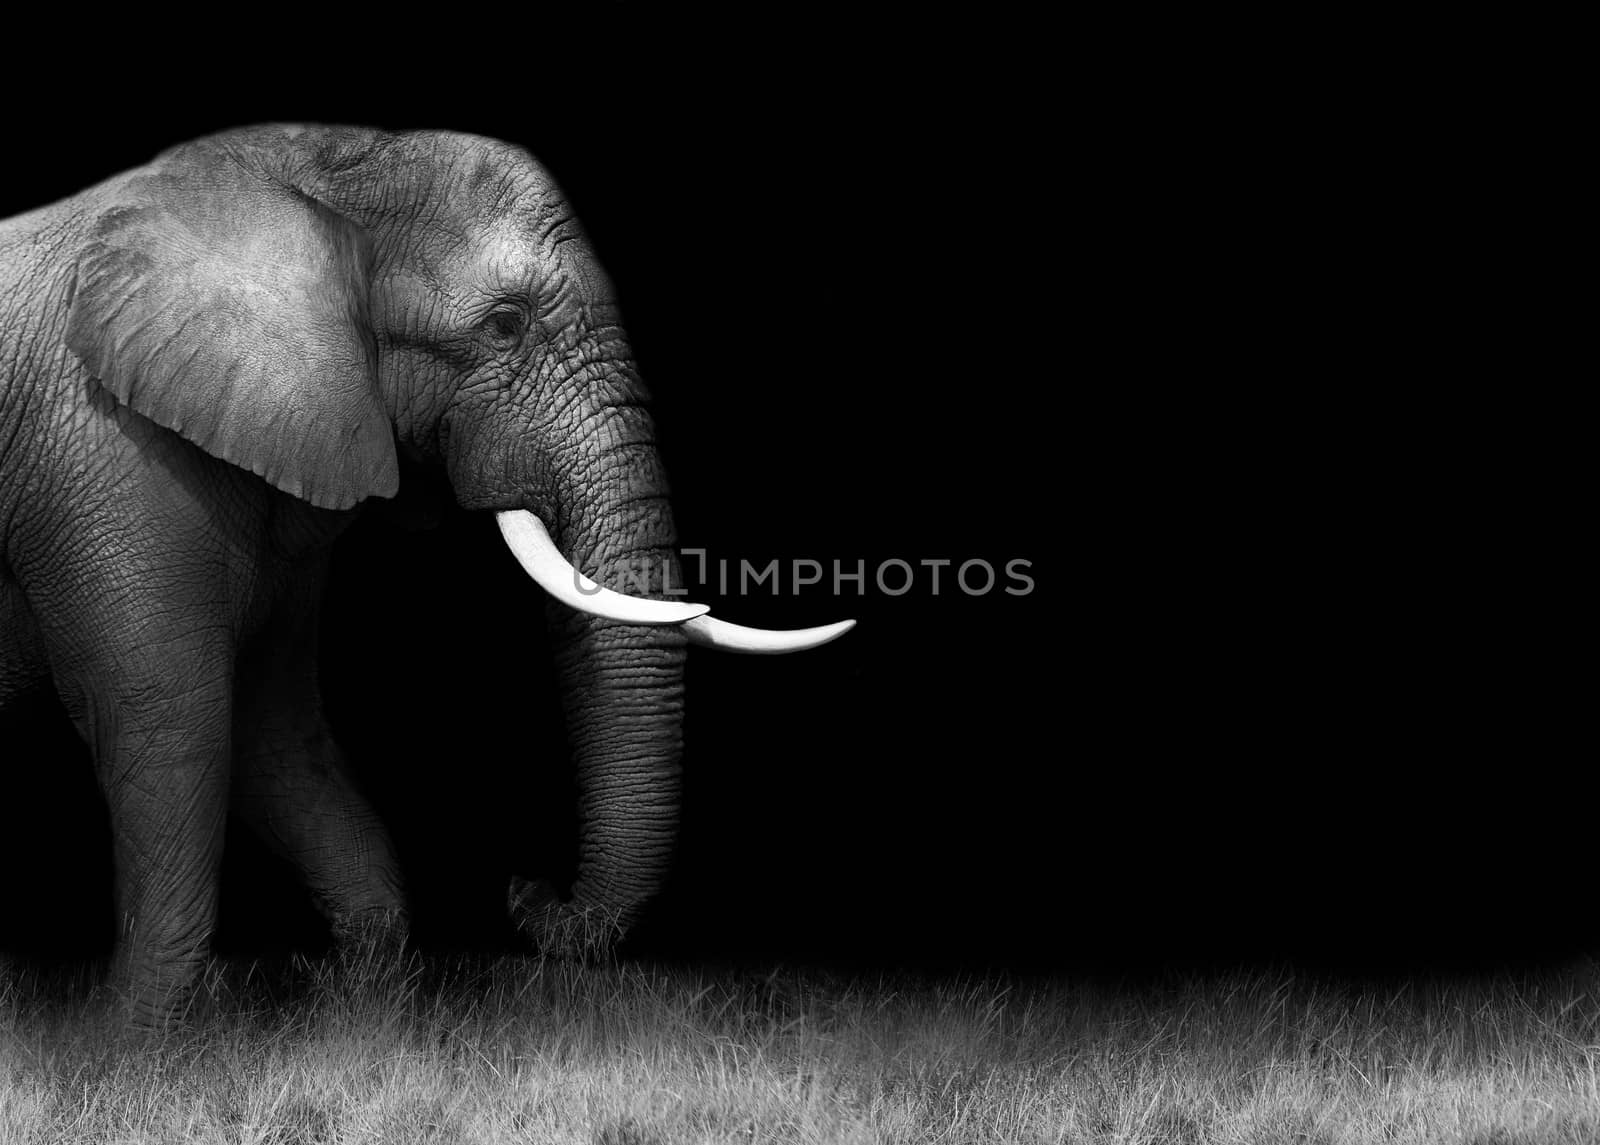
[2,950,1597,1143]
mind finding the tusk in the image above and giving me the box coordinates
[495,510,709,625]
[495,510,855,647]
[682,615,856,654]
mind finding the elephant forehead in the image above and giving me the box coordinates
[445,141,570,234]
[476,223,547,280]
[475,218,613,306]
[380,217,543,294]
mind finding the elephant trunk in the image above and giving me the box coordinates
[495,334,853,954]
[508,404,688,955]
[542,605,686,945]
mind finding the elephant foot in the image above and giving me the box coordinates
[329,906,411,972]
[507,876,626,961]
[109,948,212,1031]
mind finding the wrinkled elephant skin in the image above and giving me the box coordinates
[0,126,848,1024]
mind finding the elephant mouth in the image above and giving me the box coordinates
[494,510,855,654]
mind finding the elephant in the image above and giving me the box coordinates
[0,124,851,1023]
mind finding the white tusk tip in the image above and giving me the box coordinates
[682,615,856,654]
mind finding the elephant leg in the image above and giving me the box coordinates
[231,561,406,951]
[231,707,406,950]
[45,626,235,1025]
[104,725,230,1025]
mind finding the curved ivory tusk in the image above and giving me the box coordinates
[495,510,710,624]
[682,615,856,654]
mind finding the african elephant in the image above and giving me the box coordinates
[0,125,850,1023]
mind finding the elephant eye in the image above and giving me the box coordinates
[482,306,526,349]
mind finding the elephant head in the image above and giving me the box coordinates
[58,125,851,956]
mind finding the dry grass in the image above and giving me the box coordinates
[2,948,1598,1143]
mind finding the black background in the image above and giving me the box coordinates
[0,17,1579,978]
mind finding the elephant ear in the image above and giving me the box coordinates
[65,143,398,510]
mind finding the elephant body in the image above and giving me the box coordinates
[0,126,712,1022]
